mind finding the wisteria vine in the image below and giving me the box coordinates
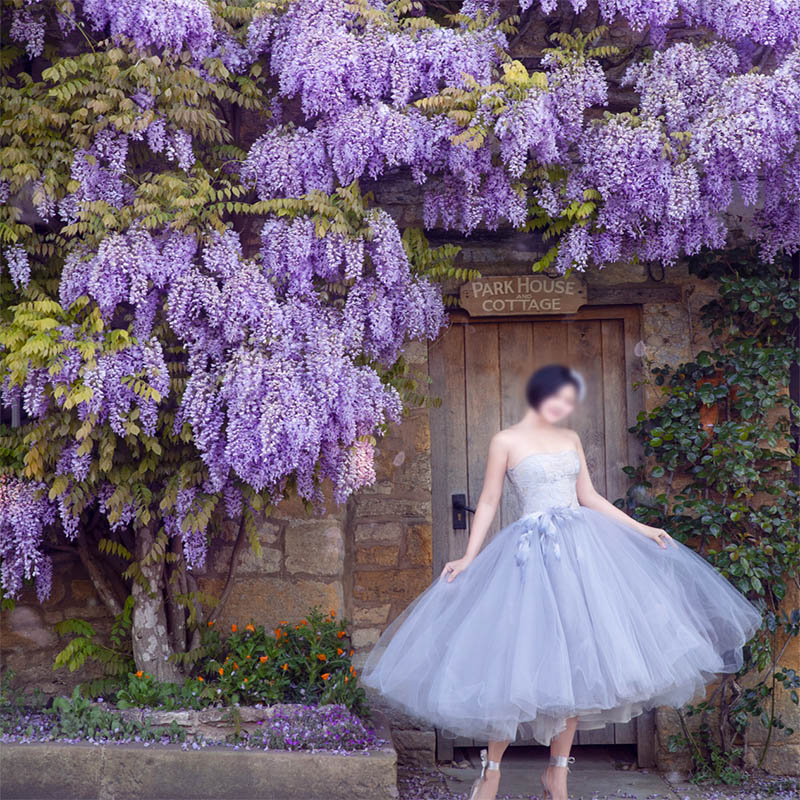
[1,0,799,604]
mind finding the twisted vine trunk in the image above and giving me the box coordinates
[131,518,182,681]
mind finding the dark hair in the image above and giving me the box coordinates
[525,364,581,410]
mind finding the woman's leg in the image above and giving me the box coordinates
[474,739,510,799]
[545,716,579,800]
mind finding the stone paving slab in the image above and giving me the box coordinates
[439,746,681,799]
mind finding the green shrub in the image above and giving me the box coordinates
[112,606,368,716]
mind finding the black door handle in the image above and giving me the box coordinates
[452,493,476,530]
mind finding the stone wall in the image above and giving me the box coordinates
[2,255,798,776]
[197,505,345,634]
[1,549,112,695]
[347,339,434,668]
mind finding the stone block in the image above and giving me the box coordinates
[362,688,434,733]
[356,496,430,518]
[354,605,391,625]
[212,578,344,630]
[364,480,395,495]
[402,340,428,365]
[404,523,432,566]
[356,545,400,567]
[354,521,404,543]
[353,568,431,604]
[352,627,381,648]
[414,422,430,453]
[213,544,282,575]
[69,579,97,603]
[39,573,67,607]
[285,523,344,576]
[395,453,432,493]
[219,516,280,545]
[391,729,437,768]
[1,606,56,650]
[746,742,800,776]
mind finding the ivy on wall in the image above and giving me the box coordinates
[620,246,800,778]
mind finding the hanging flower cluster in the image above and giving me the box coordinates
[0,474,55,602]
[522,0,800,51]
[555,41,800,271]
[167,216,445,505]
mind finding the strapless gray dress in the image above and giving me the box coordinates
[359,449,763,746]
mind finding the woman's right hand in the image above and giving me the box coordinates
[439,556,473,582]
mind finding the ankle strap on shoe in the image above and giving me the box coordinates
[549,754,575,768]
[479,748,501,776]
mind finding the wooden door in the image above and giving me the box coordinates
[428,305,655,765]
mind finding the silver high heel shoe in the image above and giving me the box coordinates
[468,748,501,800]
[540,753,575,799]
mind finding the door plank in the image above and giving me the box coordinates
[613,718,637,744]
[567,320,606,493]
[498,323,534,527]
[601,319,628,504]
[530,319,565,368]
[429,325,469,574]
[464,323,503,546]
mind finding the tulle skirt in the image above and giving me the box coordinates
[359,505,763,746]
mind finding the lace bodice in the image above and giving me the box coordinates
[506,449,581,514]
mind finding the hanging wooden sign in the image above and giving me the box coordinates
[459,274,587,316]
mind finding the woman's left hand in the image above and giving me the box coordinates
[638,524,678,549]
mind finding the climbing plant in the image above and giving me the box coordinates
[621,246,800,778]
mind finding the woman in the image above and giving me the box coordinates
[360,364,763,800]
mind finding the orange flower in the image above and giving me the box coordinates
[349,649,354,656]
[231,623,237,632]
[300,619,307,626]
[317,653,327,661]
[282,663,288,671]
[197,676,204,682]
[207,620,215,627]
[144,675,150,679]
[245,623,255,632]
[219,667,224,675]
[243,677,248,682]
[279,620,288,625]
[233,662,239,669]
[330,609,336,617]
[337,631,345,639]
[274,628,282,639]
[350,665,356,675]
[135,670,143,678]
[336,647,344,656]
[321,673,330,680]
[344,676,349,684]
[246,655,251,659]
[259,655,269,663]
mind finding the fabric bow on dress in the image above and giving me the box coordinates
[516,506,580,568]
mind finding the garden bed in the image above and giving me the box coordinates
[1,610,400,796]
[0,703,398,800]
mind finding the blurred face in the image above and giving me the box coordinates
[535,382,578,423]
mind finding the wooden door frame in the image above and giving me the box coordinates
[428,304,655,766]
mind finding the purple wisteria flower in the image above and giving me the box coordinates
[0,475,56,602]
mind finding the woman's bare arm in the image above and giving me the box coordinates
[572,431,675,548]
